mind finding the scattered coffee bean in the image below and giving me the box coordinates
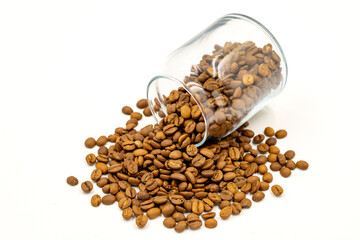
[81,181,93,193]
[284,150,295,160]
[280,167,292,177]
[136,214,148,228]
[252,191,265,202]
[271,185,284,196]
[66,176,78,186]
[86,153,96,165]
[163,218,176,228]
[136,99,148,109]
[84,137,96,148]
[143,107,152,117]
[96,136,107,146]
[264,127,274,136]
[296,160,309,170]
[174,221,187,232]
[87,194,100,208]
[102,195,116,205]
[220,206,232,219]
[275,129,287,139]
[122,207,133,220]
[205,218,217,228]
[122,106,133,115]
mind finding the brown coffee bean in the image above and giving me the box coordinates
[81,181,93,193]
[118,198,132,209]
[257,143,269,154]
[253,134,265,143]
[96,136,107,146]
[188,217,202,230]
[147,207,161,219]
[278,154,286,166]
[270,162,282,172]
[205,218,217,228]
[91,194,101,207]
[163,218,176,228]
[240,198,252,208]
[275,129,287,139]
[136,99,148,109]
[220,206,232,219]
[180,105,191,119]
[132,205,143,216]
[201,212,216,220]
[242,74,254,86]
[280,167,292,177]
[136,214,148,228]
[85,153,96,165]
[286,160,296,170]
[174,221,187,233]
[252,191,265,202]
[90,169,102,181]
[265,137,277,146]
[102,195,116,205]
[263,172,273,183]
[258,164,268,175]
[66,176,78,186]
[269,145,280,154]
[131,112,143,120]
[259,181,270,191]
[271,184,284,196]
[264,127,274,136]
[296,160,309,170]
[122,207,133,220]
[284,150,295,160]
[122,106,133,115]
[192,199,205,215]
[84,137,96,148]
[233,191,246,202]
[162,203,175,217]
[172,212,186,222]
[98,146,108,155]
[143,107,152,117]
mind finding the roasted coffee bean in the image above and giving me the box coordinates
[122,207,133,220]
[253,134,265,144]
[259,181,270,191]
[174,221,187,233]
[202,212,216,220]
[284,150,295,160]
[205,218,217,228]
[147,207,161,219]
[90,169,102,181]
[257,143,269,154]
[286,160,296,170]
[188,216,202,230]
[102,195,116,205]
[252,191,265,202]
[136,99,148,109]
[264,127,274,136]
[91,194,101,207]
[172,212,186,222]
[122,106,133,115]
[163,218,176,228]
[240,198,252,208]
[81,181,93,193]
[143,107,152,117]
[119,198,132,209]
[96,136,107,146]
[66,176,78,186]
[131,112,143,120]
[270,162,282,172]
[132,205,143,216]
[162,203,175,217]
[84,137,96,148]
[265,137,277,146]
[271,184,284,196]
[280,167,292,177]
[263,172,273,183]
[269,145,280,154]
[275,129,287,139]
[86,153,97,165]
[296,160,309,170]
[220,206,232,219]
[136,214,148,228]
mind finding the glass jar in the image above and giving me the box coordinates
[147,13,288,147]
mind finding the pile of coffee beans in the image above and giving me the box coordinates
[67,97,308,232]
[150,41,283,141]
[67,42,307,232]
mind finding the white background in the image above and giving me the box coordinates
[1,0,359,239]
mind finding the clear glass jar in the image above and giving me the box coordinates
[147,13,288,147]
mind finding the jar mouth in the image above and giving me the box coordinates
[147,75,209,147]
[223,13,288,91]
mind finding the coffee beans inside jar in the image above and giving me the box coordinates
[67,41,308,232]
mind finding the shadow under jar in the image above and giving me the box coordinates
[147,13,288,147]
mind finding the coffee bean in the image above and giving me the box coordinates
[131,112,143,120]
[286,160,296,170]
[174,221,187,232]
[280,167,292,177]
[98,146,108,155]
[96,136,107,146]
[84,137,96,148]
[172,212,186,222]
[264,127,274,136]
[252,191,265,202]
[85,153,96,165]
[253,134,265,144]
[122,207,133,220]
[136,214,148,228]
[81,181,93,193]
[296,160,309,170]
[263,172,273,183]
[143,107,152,117]
[270,162,282,172]
[265,137,277,146]
[102,195,116,205]
[257,143,269,154]
[147,207,161,219]
[188,216,202,230]
[269,145,280,154]
[275,129,287,139]
[163,218,176,228]
[284,150,295,160]
[259,181,270,191]
[136,99,148,109]
[240,198,252,208]
[204,218,217,228]
[271,184,284,196]
[122,106,133,115]
[91,194,101,207]
[66,176,78,186]
[220,206,232,219]
[201,212,216,220]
